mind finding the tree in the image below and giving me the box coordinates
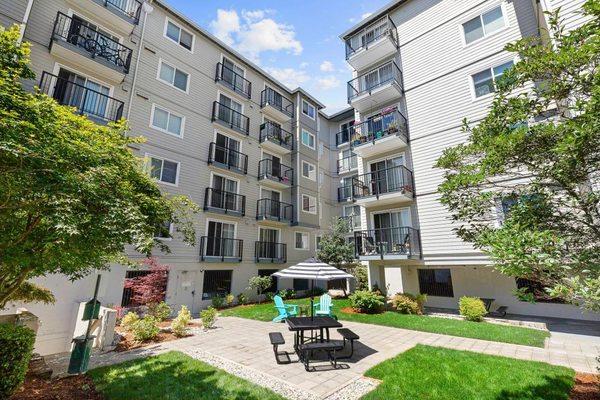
[247,276,273,304]
[317,218,368,293]
[0,26,198,308]
[436,3,600,311]
[124,258,169,306]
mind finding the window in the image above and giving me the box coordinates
[295,232,309,250]
[315,236,322,251]
[148,155,179,185]
[121,270,162,307]
[301,129,315,149]
[301,160,316,181]
[154,221,172,239]
[418,269,454,297]
[471,61,514,98]
[158,60,189,92]
[462,5,506,45]
[302,99,316,119]
[293,279,309,291]
[301,194,316,214]
[151,104,184,137]
[202,270,232,300]
[165,19,194,51]
[516,278,566,304]
[343,205,361,229]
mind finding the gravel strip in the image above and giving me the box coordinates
[323,376,380,400]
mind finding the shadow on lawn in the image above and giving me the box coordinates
[495,374,575,400]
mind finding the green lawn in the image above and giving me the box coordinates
[362,345,574,400]
[220,298,550,347]
[88,351,285,400]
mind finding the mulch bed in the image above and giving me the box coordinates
[569,373,599,400]
[10,374,103,400]
[114,320,200,352]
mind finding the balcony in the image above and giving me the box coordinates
[349,110,408,158]
[337,153,358,174]
[200,237,243,262]
[347,60,403,113]
[261,88,294,121]
[256,199,293,225]
[203,188,245,217]
[258,159,293,189]
[207,142,248,175]
[255,241,287,263]
[66,0,142,32]
[50,13,133,82]
[352,165,414,207]
[345,16,399,71]
[215,62,252,99]
[211,101,250,136]
[259,121,293,154]
[338,185,353,203]
[340,215,361,231]
[39,71,124,124]
[354,227,421,260]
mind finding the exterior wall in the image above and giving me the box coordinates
[540,0,589,33]
[0,0,27,28]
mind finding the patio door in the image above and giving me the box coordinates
[373,209,411,254]
[262,189,281,218]
[259,228,279,258]
[206,221,235,257]
[369,156,404,195]
[214,133,240,168]
[54,68,110,119]
[265,153,281,178]
[222,57,244,92]
[211,175,238,210]
[219,94,242,127]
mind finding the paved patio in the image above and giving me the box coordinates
[46,316,600,399]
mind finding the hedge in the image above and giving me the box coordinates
[0,323,36,398]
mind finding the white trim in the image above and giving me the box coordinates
[209,171,241,195]
[369,207,412,230]
[468,58,516,101]
[149,103,185,138]
[156,58,190,94]
[365,153,406,173]
[51,62,114,97]
[213,129,243,153]
[294,231,310,250]
[258,226,281,242]
[301,160,317,181]
[216,90,245,115]
[220,53,246,77]
[66,8,123,44]
[144,153,180,187]
[164,16,195,53]
[301,99,316,120]
[301,194,317,214]
[259,186,282,200]
[153,221,174,241]
[205,218,238,239]
[301,129,316,150]
[315,235,322,251]
[459,2,509,48]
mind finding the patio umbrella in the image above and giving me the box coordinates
[272,258,354,319]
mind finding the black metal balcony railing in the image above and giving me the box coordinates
[347,60,403,102]
[354,227,421,259]
[208,142,248,174]
[336,127,352,146]
[258,159,294,185]
[340,215,361,231]
[52,12,133,74]
[215,62,252,99]
[203,188,246,216]
[260,121,294,151]
[39,71,124,123]
[105,0,143,24]
[256,199,293,223]
[349,110,408,148]
[200,236,243,262]
[338,185,353,202]
[352,165,414,199]
[345,15,399,59]
[337,154,358,174]
[211,101,250,135]
[255,241,287,263]
[261,88,294,118]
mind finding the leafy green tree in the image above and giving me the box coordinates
[436,4,600,311]
[247,276,273,304]
[0,26,198,308]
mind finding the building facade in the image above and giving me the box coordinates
[0,0,597,355]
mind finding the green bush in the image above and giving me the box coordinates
[200,307,218,329]
[236,293,248,305]
[225,293,235,306]
[391,294,420,314]
[211,295,225,309]
[459,296,487,322]
[148,301,171,321]
[278,289,296,300]
[264,292,276,302]
[171,305,192,337]
[415,294,428,314]
[177,305,192,325]
[349,290,385,313]
[120,311,139,330]
[0,323,36,398]
[131,317,159,342]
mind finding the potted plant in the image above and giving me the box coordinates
[387,121,398,133]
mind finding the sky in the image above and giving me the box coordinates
[163,0,391,114]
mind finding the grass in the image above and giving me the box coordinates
[220,298,550,347]
[362,345,575,400]
[88,351,286,400]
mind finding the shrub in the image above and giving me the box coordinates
[200,307,218,329]
[307,287,327,297]
[171,305,192,338]
[0,324,35,398]
[148,301,171,321]
[236,293,248,305]
[120,311,139,330]
[459,296,487,322]
[211,295,225,309]
[415,294,428,314]
[131,317,159,342]
[248,276,273,303]
[264,292,276,302]
[278,289,296,300]
[225,293,235,307]
[177,305,192,325]
[349,290,385,313]
[391,293,420,314]
[354,265,369,291]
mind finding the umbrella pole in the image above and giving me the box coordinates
[310,279,314,321]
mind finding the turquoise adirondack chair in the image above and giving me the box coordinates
[313,293,337,319]
[272,295,298,322]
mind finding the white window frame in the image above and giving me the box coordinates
[209,172,241,195]
[301,129,316,150]
[301,194,317,214]
[301,160,316,181]
[205,218,238,239]
[150,103,185,138]
[315,235,322,251]
[301,99,316,120]
[146,153,180,187]
[157,58,190,93]
[257,226,281,242]
[460,3,508,47]
[469,58,515,101]
[164,17,195,52]
[154,221,173,241]
[294,231,310,250]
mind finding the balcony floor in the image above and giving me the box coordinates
[260,139,292,155]
[354,190,413,207]
[352,133,408,158]
[347,35,398,71]
[261,104,292,122]
[258,176,292,190]
[350,81,403,114]
[67,0,136,34]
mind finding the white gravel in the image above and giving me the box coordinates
[323,377,379,400]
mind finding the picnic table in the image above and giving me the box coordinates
[286,316,342,352]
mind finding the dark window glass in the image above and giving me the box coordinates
[293,279,309,291]
[418,269,454,297]
[202,270,232,299]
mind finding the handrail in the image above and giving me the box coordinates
[352,164,414,199]
[260,121,294,151]
[215,62,252,99]
[337,153,358,173]
[38,71,124,123]
[345,15,398,59]
[200,236,243,261]
[258,159,294,185]
[208,142,248,174]
[354,227,421,259]
[349,109,408,148]
[260,88,294,118]
[338,185,353,202]
[256,199,294,222]
[51,12,133,73]
[203,187,246,216]
[211,101,250,135]
[105,0,142,24]
[347,60,403,102]
[255,241,287,263]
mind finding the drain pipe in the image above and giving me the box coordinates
[126,1,154,119]
[18,0,35,43]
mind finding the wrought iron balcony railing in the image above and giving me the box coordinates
[211,101,250,135]
[255,241,287,263]
[345,15,398,59]
[215,62,252,99]
[258,159,294,185]
[349,109,408,148]
[208,142,248,174]
[203,188,246,216]
[256,199,293,223]
[260,121,294,151]
[260,88,294,118]
[200,237,243,262]
[338,185,353,202]
[347,60,403,102]
[104,0,143,24]
[352,164,414,199]
[354,227,421,258]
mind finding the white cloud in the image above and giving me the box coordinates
[317,75,341,90]
[361,12,373,20]
[265,67,310,89]
[319,61,335,72]
[299,62,309,69]
[209,9,302,63]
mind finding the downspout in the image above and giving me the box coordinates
[126,1,154,119]
[18,0,35,43]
